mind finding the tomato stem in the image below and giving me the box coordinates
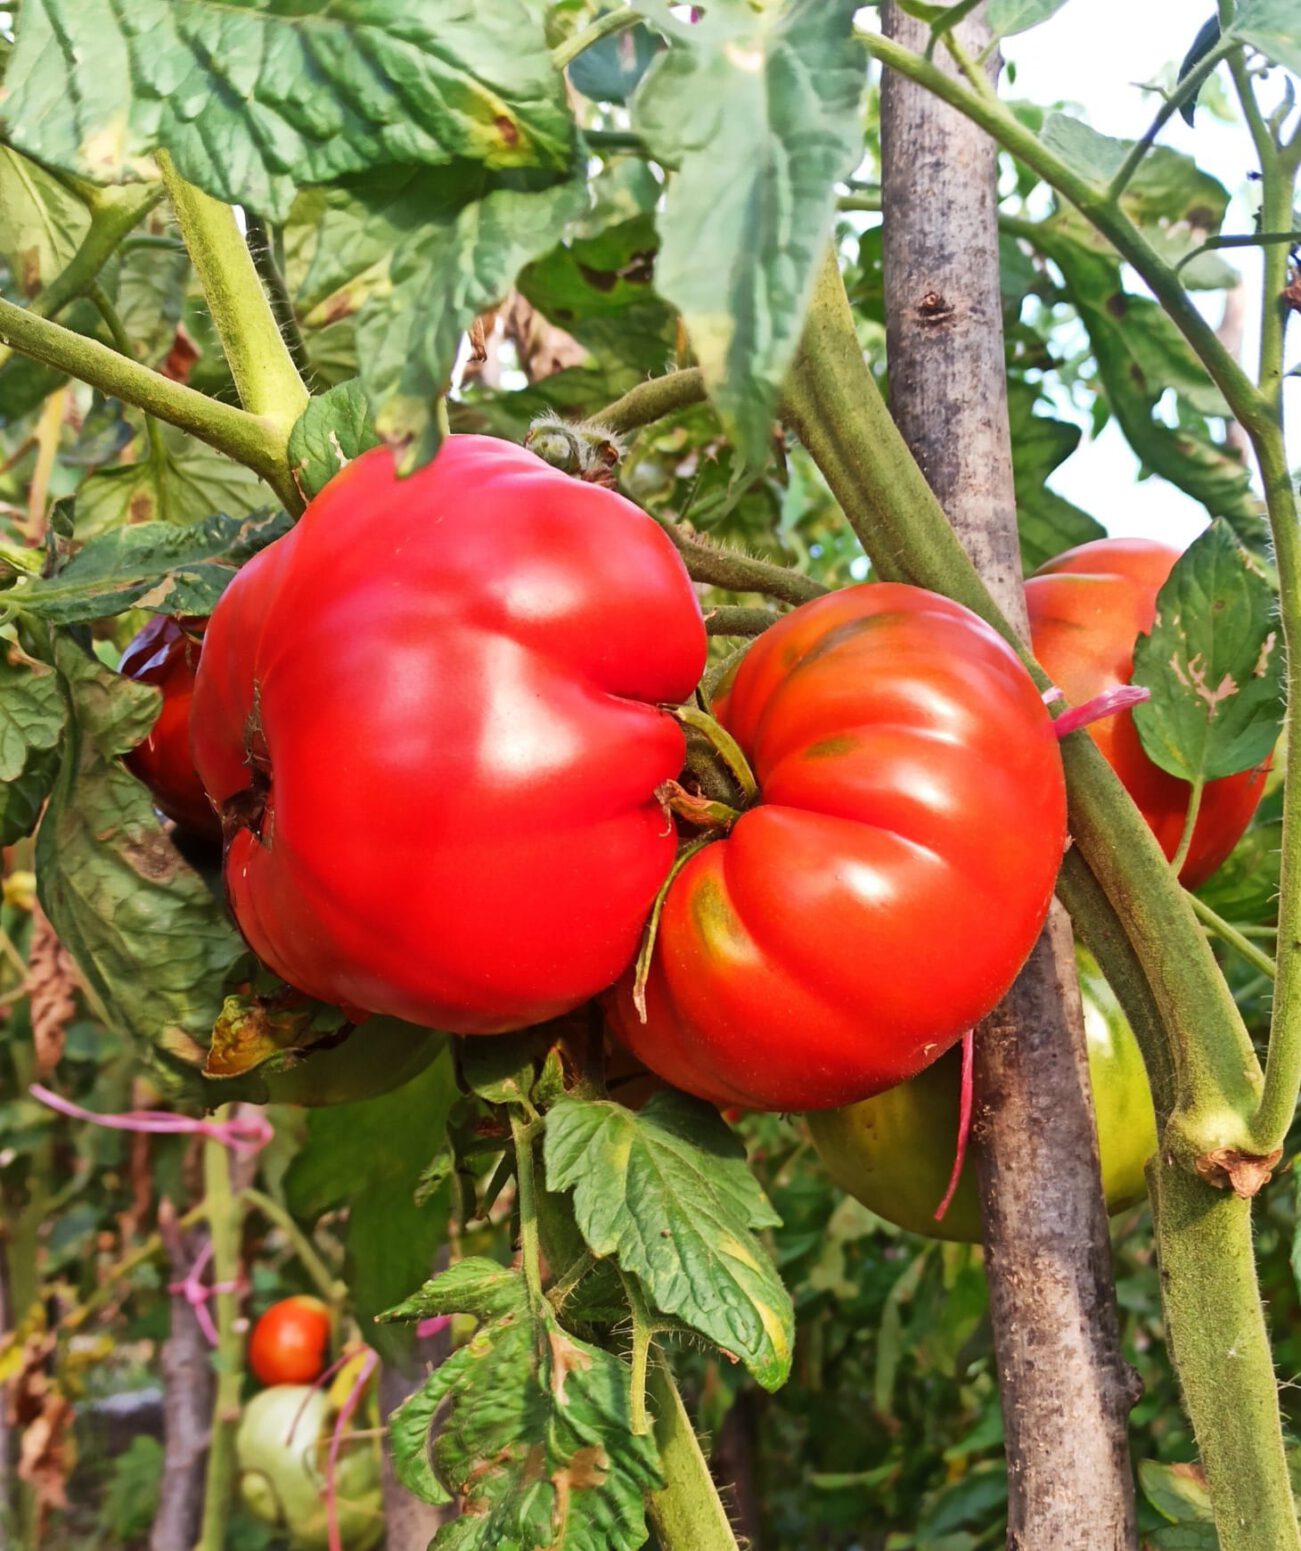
[933,1030,975,1224]
[1188,894,1277,982]
[646,1358,741,1551]
[1169,776,1206,880]
[633,838,714,1021]
[509,1109,546,1314]
[617,1267,654,1436]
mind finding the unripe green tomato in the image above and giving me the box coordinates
[255,1019,444,1108]
[235,1385,382,1551]
[806,953,1156,1242]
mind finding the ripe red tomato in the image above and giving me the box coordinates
[807,951,1156,1241]
[606,584,1068,1112]
[1026,537,1268,888]
[118,615,220,840]
[247,1295,332,1387]
[191,436,706,1034]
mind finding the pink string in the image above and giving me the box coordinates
[934,1029,975,1223]
[167,1240,246,1346]
[1047,684,1150,739]
[29,1084,273,1159]
[417,1314,451,1340]
[283,1348,354,1448]
[327,1349,380,1551]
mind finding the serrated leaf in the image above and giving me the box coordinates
[0,646,65,780]
[631,0,865,464]
[0,145,90,300]
[2,0,576,223]
[72,429,269,537]
[284,1053,458,1364]
[1040,115,1230,230]
[1233,0,1301,76]
[387,1259,660,1549]
[357,165,587,467]
[9,509,289,623]
[287,380,381,502]
[544,1091,793,1391]
[1133,521,1284,783]
[35,636,244,1096]
[986,0,1072,39]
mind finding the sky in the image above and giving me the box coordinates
[1000,1,1299,547]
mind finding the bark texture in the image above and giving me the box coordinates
[880,7,1139,1546]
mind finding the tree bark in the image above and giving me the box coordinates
[150,1202,214,1551]
[879,7,1139,1547]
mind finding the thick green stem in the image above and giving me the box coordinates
[781,246,1263,1169]
[158,154,308,429]
[595,369,707,434]
[1148,1156,1300,1551]
[0,183,163,373]
[196,1118,244,1551]
[0,296,300,510]
[617,1268,653,1437]
[650,511,829,606]
[645,1358,739,1551]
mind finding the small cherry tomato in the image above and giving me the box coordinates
[248,1295,332,1387]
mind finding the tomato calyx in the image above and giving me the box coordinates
[632,836,715,1021]
[671,704,758,803]
[524,412,624,487]
[657,779,742,834]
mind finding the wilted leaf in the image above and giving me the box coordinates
[0,646,65,781]
[544,1091,793,1390]
[1133,520,1283,783]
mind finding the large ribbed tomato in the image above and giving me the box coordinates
[119,615,220,840]
[191,437,705,1034]
[1026,537,1268,888]
[606,585,1067,1111]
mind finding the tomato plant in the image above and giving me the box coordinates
[190,437,705,1034]
[118,615,221,841]
[1027,537,1268,887]
[607,584,1067,1111]
[247,1295,332,1387]
[807,951,1157,1241]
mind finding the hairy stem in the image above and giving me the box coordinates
[704,604,782,637]
[595,369,707,434]
[196,1118,245,1551]
[509,1110,545,1313]
[1189,894,1278,980]
[0,297,300,510]
[243,216,313,388]
[158,154,308,430]
[646,1359,739,1551]
[649,511,829,606]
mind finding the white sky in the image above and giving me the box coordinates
[1001,1,1299,546]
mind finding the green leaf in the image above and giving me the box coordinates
[544,1091,793,1391]
[1233,0,1301,76]
[2,0,576,222]
[986,0,1072,39]
[110,223,191,368]
[386,1259,661,1548]
[284,1052,459,1364]
[1040,115,1230,230]
[1177,16,1222,127]
[631,0,866,463]
[1009,386,1104,571]
[460,1031,553,1107]
[71,429,269,537]
[0,646,65,781]
[35,635,245,1094]
[356,164,587,467]
[10,509,289,624]
[287,380,381,502]
[0,744,60,846]
[1133,520,1284,783]
[568,16,666,105]
[0,145,90,300]
[1139,1458,1215,1524]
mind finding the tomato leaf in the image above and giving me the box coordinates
[1009,385,1104,572]
[1039,116,1230,230]
[986,0,1072,39]
[629,0,866,465]
[0,646,65,782]
[0,145,90,300]
[1232,0,1301,76]
[70,430,269,539]
[567,16,666,105]
[384,1258,661,1549]
[544,1091,794,1391]
[1138,1458,1215,1526]
[8,510,289,624]
[283,1052,459,1365]
[0,0,575,222]
[287,381,380,503]
[35,636,244,1096]
[1133,521,1284,783]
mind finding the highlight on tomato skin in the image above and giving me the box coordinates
[118,614,222,841]
[607,581,1070,1114]
[191,435,708,1036]
[1026,536,1270,889]
[247,1294,332,1388]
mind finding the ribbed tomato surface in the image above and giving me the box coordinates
[1026,537,1268,889]
[607,584,1068,1111]
[191,436,706,1033]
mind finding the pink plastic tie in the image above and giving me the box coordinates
[934,1029,975,1223]
[417,1314,452,1340]
[1047,684,1150,739]
[29,1084,273,1159]
[327,1349,380,1551]
[166,1240,246,1346]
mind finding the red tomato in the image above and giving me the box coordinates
[119,615,221,840]
[191,437,706,1034]
[1026,537,1268,889]
[247,1295,332,1387]
[606,584,1068,1112]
